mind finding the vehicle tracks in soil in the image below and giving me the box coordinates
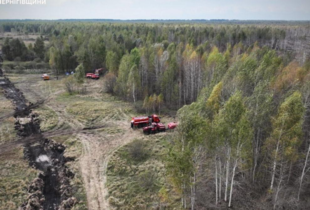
[78,120,141,210]
[1,74,145,210]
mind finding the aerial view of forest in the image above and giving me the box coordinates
[0,1,310,210]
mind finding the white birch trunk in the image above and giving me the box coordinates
[298,142,310,200]
[274,161,283,210]
[270,137,281,191]
[191,173,196,210]
[215,157,218,205]
[184,187,187,209]
[219,159,222,201]
[228,158,238,208]
[252,124,260,182]
[224,147,230,202]
[132,83,136,103]
[270,124,284,191]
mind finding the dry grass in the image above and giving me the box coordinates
[0,80,34,209]
[106,135,179,209]
[0,148,37,210]
[37,79,64,96]
[35,106,59,132]
[0,117,16,145]
[0,92,16,144]
[63,136,88,210]
[65,97,133,127]
[0,93,12,116]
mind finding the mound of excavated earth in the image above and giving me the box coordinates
[0,75,76,210]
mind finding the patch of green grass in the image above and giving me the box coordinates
[37,79,63,97]
[36,106,58,132]
[96,126,124,135]
[0,91,13,117]
[66,100,132,126]
[0,117,17,145]
[118,140,150,165]
[63,137,87,210]
[106,135,179,209]
[0,148,37,210]
[56,92,76,101]
[66,101,113,125]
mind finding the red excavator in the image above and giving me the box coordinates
[86,68,104,80]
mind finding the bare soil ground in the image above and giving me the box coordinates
[78,122,142,210]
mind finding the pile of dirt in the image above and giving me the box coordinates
[15,113,41,137]
[0,77,77,210]
[22,136,77,210]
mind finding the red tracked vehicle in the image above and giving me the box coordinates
[86,73,99,79]
[143,122,166,135]
[86,68,104,80]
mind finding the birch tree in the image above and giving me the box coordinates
[48,46,57,79]
[127,64,140,103]
[265,91,304,205]
[213,91,252,207]
[167,105,208,209]
[115,54,131,98]
[206,81,224,205]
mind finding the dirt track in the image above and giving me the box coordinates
[78,121,141,210]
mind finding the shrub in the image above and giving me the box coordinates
[103,72,116,94]
[63,76,76,95]
[138,171,158,192]
[121,140,149,163]
[74,64,85,84]
[62,75,87,95]
[128,140,149,161]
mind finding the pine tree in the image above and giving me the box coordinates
[34,37,45,59]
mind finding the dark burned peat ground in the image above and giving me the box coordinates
[0,75,76,210]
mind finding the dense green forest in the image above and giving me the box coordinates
[1,22,309,107]
[1,21,310,209]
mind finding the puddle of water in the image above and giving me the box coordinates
[36,155,50,163]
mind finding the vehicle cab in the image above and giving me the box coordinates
[41,74,50,80]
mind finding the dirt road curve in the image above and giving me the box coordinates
[79,121,139,210]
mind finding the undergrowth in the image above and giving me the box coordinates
[107,135,179,209]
